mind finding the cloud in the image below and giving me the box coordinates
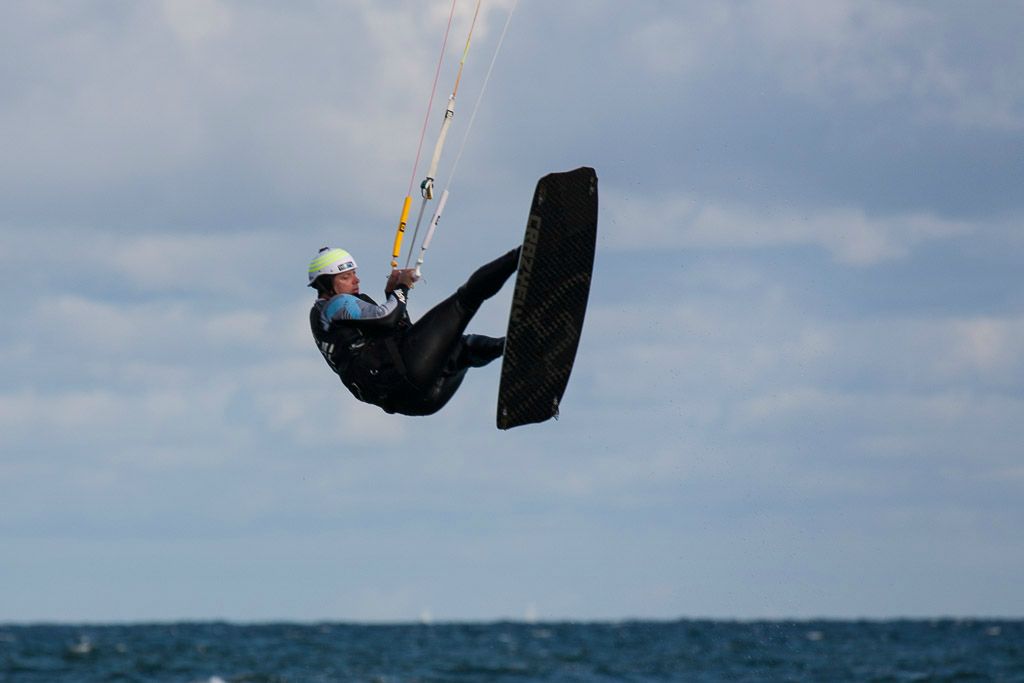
[101,232,298,295]
[0,385,236,455]
[578,273,1024,482]
[0,1,522,230]
[3,226,322,298]
[624,1,1024,130]
[604,189,973,265]
[2,285,409,459]
[160,0,232,47]
[586,280,1024,398]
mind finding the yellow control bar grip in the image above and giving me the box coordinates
[391,195,412,268]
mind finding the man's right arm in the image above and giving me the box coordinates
[319,291,407,332]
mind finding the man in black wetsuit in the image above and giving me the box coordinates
[308,246,520,415]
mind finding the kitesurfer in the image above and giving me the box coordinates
[308,246,519,415]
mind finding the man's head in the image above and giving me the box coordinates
[308,247,360,297]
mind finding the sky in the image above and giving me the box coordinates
[2,0,1023,623]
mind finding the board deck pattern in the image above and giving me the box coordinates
[497,167,598,429]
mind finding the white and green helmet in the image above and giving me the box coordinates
[307,247,357,287]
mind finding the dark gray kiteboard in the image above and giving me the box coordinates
[497,166,598,429]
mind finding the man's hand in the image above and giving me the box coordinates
[385,268,419,294]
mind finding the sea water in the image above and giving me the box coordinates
[1,619,1021,682]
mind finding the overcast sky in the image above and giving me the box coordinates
[2,0,1023,623]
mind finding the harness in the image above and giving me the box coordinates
[310,303,417,413]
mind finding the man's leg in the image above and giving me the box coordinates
[401,247,519,387]
[458,334,505,368]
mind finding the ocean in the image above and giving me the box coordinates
[1,619,1020,682]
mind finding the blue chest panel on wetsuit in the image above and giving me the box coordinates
[497,166,598,429]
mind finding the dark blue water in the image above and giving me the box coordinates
[1,620,1021,682]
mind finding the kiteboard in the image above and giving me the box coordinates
[497,166,598,429]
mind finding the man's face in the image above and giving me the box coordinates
[332,269,360,296]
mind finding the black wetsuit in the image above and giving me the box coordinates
[310,247,519,415]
